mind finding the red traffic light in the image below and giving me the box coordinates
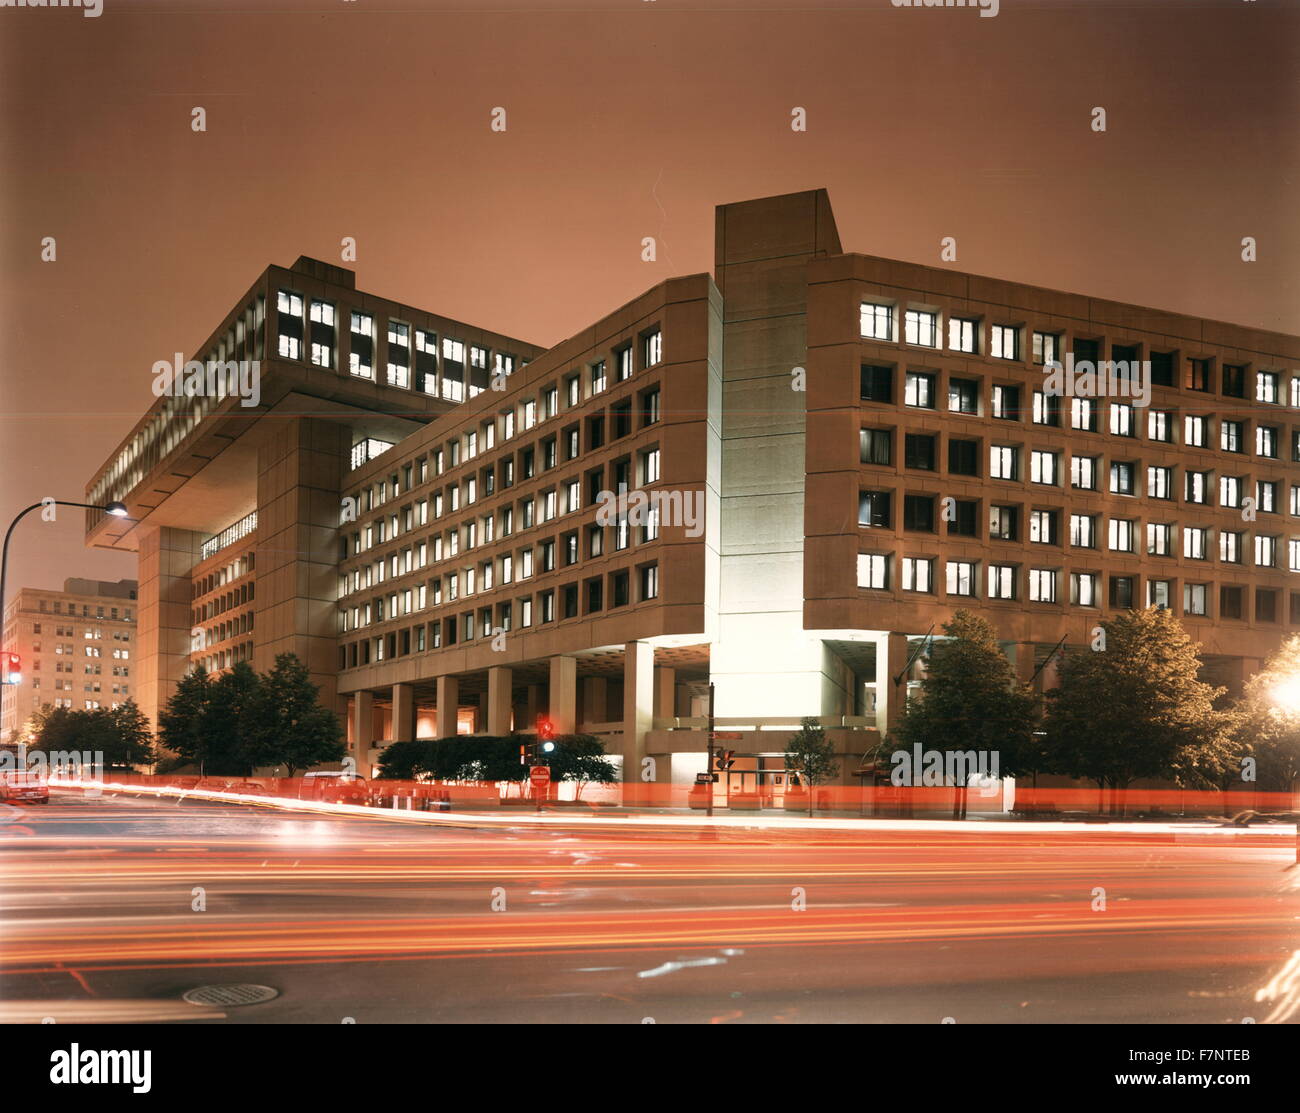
[2,652,20,685]
[536,716,555,742]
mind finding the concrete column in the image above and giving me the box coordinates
[524,683,545,725]
[654,667,676,720]
[621,641,654,784]
[874,632,911,735]
[1011,643,1037,687]
[436,674,459,738]
[391,683,415,742]
[351,690,374,757]
[253,416,349,710]
[135,524,203,735]
[549,655,577,735]
[583,676,608,726]
[487,666,513,736]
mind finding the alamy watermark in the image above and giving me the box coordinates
[152,354,261,409]
[889,745,1000,795]
[594,484,704,539]
[1042,353,1151,407]
[1,0,102,17]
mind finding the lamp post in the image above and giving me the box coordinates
[0,499,130,743]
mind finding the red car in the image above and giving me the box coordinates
[0,772,49,804]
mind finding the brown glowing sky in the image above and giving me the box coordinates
[1,0,1297,595]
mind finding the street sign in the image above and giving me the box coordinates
[529,765,551,787]
[695,773,718,785]
[710,731,741,740]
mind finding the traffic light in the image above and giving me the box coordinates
[1,653,20,685]
[715,749,736,771]
[536,716,555,742]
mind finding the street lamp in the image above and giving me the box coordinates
[1269,676,1300,716]
[0,499,131,743]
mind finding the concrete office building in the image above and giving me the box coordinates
[84,256,541,733]
[0,578,138,744]
[86,190,1300,794]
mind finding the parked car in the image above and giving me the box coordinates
[298,771,368,803]
[0,771,49,804]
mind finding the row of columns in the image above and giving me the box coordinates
[353,636,1063,763]
[348,641,669,780]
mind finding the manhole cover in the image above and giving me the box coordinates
[182,984,279,1007]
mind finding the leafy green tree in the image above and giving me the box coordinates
[26,700,154,772]
[376,735,525,784]
[206,661,264,775]
[157,666,213,772]
[1043,607,1234,814]
[106,700,156,769]
[1232,635,1300,793]
[25,704,80,754]
[547,734,617,800]
[890,610,1039,818]
[784,717,839,817]
[251,654,346,777]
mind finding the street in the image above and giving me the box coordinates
[0,792,1296,1024]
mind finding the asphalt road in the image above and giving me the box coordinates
[1,792,1297,1024]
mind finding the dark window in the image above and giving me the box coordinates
[1223,364,1246,398]
[948,500,978,537]
[860,429,892,465]
[904,433,936,471]
[859,491,892,529]
[612,401,633,439]
[1290,592,1300,625]
[948,378,979,415]
[1073,338,1100,364]
[1186,358,1211,392]
[1220,585,1244,620]
[611,570,630,607]
[903,495,934,532]
[586,578,603,613]
[563,584,579,619]
[1150,350,1174,387]
[1257,589,1278,623]
[860,365,893,403]
[586,415,605,450]
[948,438,979,476]
[1109,576,1134,609]
[1112,344,1139,378]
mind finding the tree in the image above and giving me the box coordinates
[252,654,346,777]
[547,734,617,800]
[25,700,155,772]
[206,661,263,775]
[1232,635,1300,793]
[890,610,1039,818]
[157,666,213,772]
[785,717,839,817]
[25,704,81,754]
[1042,607,1234,815]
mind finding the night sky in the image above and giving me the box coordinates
[2,0,1296,592]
